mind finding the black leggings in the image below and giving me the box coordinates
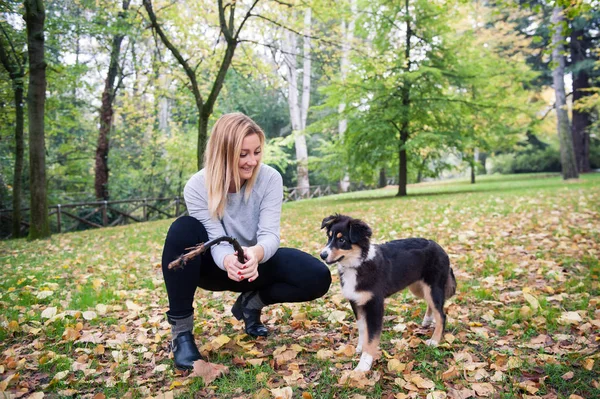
[162,216,332,318]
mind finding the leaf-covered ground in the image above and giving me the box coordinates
[1,173,599,399]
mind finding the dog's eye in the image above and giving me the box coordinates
[338,237,346,244]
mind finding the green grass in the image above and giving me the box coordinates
[1,172,599,398]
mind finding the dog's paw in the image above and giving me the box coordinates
[421,315,435,328]
[425,339,439,347]
[354,352,373,372]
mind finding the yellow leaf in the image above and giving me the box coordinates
[94,345,105,355]
[211,335,231,350]
[523,293,539,310]
[582,358,594,371]
[8,320,19,332]
[387,359,406,373]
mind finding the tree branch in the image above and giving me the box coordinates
[142,0,203,110]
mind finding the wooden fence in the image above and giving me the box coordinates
[1,179,397,239]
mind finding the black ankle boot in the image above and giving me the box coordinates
[171,331,203,371]
[231,294,268,337]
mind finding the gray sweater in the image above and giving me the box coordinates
[183,164,283,270]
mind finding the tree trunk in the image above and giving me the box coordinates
[12,82,24,237]
[94,0,130,200]
[569,22,591,173]
[25,0,50,239]
[396,0,411,197]
[0,29,25,238]
[284,9,311,197]
[551,7,578,180]
[378,168,386,188]
[338,0,356,193]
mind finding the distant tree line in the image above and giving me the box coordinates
[0,0,598,239]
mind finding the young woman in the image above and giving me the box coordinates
[161,112,332,371]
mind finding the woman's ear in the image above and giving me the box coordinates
[349,219,372,243]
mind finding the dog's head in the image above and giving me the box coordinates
[319,214,372,267]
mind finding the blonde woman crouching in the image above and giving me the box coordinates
[161,112,331,371]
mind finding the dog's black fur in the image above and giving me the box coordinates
[320,214,456,371]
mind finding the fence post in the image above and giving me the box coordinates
[143,199,148,221]
[175,197,180,217]
[57,204,62,233]
[102,201,108,226]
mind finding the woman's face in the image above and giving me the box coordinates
[238,133,262,182]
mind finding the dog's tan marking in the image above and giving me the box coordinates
[355,308,366,353]
[409,281,435,327]
[329,231,332,237]
[334,245,363,268]
[409,281,424,299]
[354,313,381,371]
[336,232,342,238]
[421,284,444,345]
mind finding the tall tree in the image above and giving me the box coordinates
[337,0,355,192]
[0,22,26,237]
[551,6,578,180]
[283,8,312,195]
[569,11,598,173]
[94,0,131,200]
[24,0,49,239]
[143,0,259,170]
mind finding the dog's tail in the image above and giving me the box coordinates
[445,267,457,299]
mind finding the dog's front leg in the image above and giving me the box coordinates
[351,301,365,354]
[355,298,384,372]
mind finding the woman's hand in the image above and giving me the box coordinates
[223,253,246,282]
[224,245,264,282]
[240,245,264,282]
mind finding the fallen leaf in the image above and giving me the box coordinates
[387,359,406,373]
[326,310,347,324]
[82,311,97,320]
[561,371,574,380]
[442,365,459,381]
[189,359,229,385]
[523,293,539,310]
[316,349,333,360]
[471,383,495,397]
[582,358,594,371]
[558,311,582,325]
[427,392,447,399]
[270,386,293,399]
[41,307,57,319]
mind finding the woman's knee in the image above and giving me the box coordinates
[277,248,331,299]
[310,263,332,299]
[165,216,208,249]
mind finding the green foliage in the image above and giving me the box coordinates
[491,146,562,174]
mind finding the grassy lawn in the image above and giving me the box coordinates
[1,173,599,398]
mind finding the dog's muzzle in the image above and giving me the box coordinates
[320,248,344,265]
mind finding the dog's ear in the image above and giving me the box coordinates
[349,219,372,243]
[321,214,339,230]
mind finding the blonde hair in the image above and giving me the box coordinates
[204,113,266,219]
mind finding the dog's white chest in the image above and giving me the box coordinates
[339,268,372,306]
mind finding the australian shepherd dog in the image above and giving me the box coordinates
[320,214,456,371]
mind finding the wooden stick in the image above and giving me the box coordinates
[167,236,245,270]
